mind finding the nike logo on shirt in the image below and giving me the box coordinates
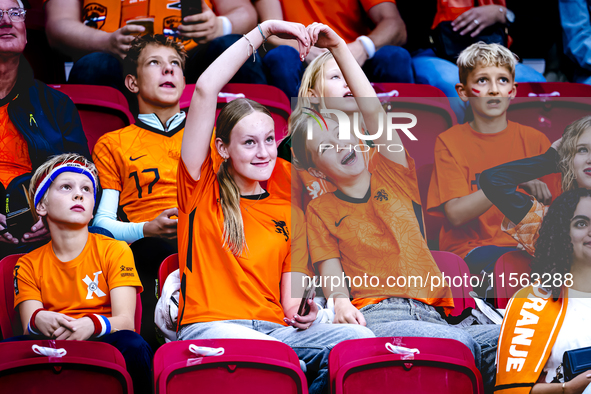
[335,215,349,227]
[130,155,147,161]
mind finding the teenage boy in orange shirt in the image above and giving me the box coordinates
[427,42,560,278]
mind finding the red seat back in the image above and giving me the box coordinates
[329,337,483,394]
[431,251,476,316]
[157,253,179,298]
[0,340,133,393]
[508,83,591,143]
[153,339,308,394]
[417,164,443,249]
[49,85,135,153]
[493,251,532,309]
[0,254,142,338]
[180,83,292,141]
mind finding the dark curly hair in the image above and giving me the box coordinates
[532,188,591,298]
[123,34,188,78]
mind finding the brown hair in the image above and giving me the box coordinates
[216,98,273,255]
[457,42,517,85]
[558,116,591,192]
[123,34,188,78]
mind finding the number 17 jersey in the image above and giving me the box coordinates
[92,119,184,223]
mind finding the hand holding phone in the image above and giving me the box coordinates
[297,283,316,317]
[181,0,202,20]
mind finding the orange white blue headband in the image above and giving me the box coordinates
[34,161,97,207]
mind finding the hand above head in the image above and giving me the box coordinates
[0,213,18,244]
[551,137,562,152]
[283,299,318,330]
[305,46,328,64]
[143,207,178,239]
[306,23,346,51]
[452,5,505,37]
[107,25,146,59]
[333,297,367,326]
[260,20,310,61]
[178,0,222,44]
[21,219,50,244]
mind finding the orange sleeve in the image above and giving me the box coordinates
[427,136,470,215]
[104,240,143,293]
[13,255,42,307]
[501,198,547,256]
[177,152,217,215]
[92,135,123,191]
[290,206,313,275]
[267,158,292,202]
[360,0,397,12]
[306,204,341,266]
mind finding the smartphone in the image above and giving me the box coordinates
[181,0,202,20]
[297,283,316,316]
[6,207,35,240]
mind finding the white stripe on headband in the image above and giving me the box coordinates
[34,163,97,207]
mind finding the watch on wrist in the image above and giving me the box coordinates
[503,7,515,25]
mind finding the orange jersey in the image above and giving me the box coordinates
[306,150,453,311]
[0,103,32,188]
[92,120,183,223]
[427,121,561,259]
[432,0,505,29]
[281,0,396,44]
[59,0,215,52]
[14,233,143,319]
[176,153,293,326]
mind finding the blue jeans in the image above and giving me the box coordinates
[3,330,154,394]
[264,45,414,101]
[360,297,500,392]
[412,48,547,122]
[177,319,374,394]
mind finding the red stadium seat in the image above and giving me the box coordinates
[153,339,308,394]
[0,340,133,394]
[375,85,457,169]
[508,83,591,143]
[157,253,179,298]
[493,251,532,309]
[417,164,443,249]
[180,83,292,140]
[431,251,476,316]
[48,85,135,153]
[0,254,142,338]
[329,337,483,394]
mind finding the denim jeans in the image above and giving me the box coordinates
[177,319,375,394]
[412,48,547,122]
[360,297,500,391]
[263,45,415,101]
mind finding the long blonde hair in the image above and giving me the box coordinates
[558,116,591,192]
[216,98,273,255]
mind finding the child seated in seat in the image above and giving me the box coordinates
[426,42,561,276]
[9,153,152,394]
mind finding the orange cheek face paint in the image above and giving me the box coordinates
[471,88,481,95]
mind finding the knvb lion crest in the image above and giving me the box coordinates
[82,3,107,30]
[374,189,389,202]
[272,220,290,242]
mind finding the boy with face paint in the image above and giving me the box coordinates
[426,42,561,280]
[8,153,152,394]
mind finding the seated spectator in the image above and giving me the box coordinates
[6,153,152,394]
[412,0,545,122]
[480,116,591,256]
[290,24,500,391]
[495,188,591,394]
[0,0,90,259]
[559,0,591,84]
[257,0,413,100]
[44,0,261,112]
[427,43,560,281]
[91,34,186,350]
[177,20,375,394]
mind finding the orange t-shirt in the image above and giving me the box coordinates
[53,0,215,52]
[92,121,183,223]
[427,121,561,259]
[176,153,294,326]
[0,103,32,188]
[432,0,506,29]
[281,0,396,44]
[306,150,453,311]
[14,233,143,319]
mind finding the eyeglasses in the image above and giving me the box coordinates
[0,8,26,23]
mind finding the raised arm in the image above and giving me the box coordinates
[308,24,407,167]
[181,20,310,179]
